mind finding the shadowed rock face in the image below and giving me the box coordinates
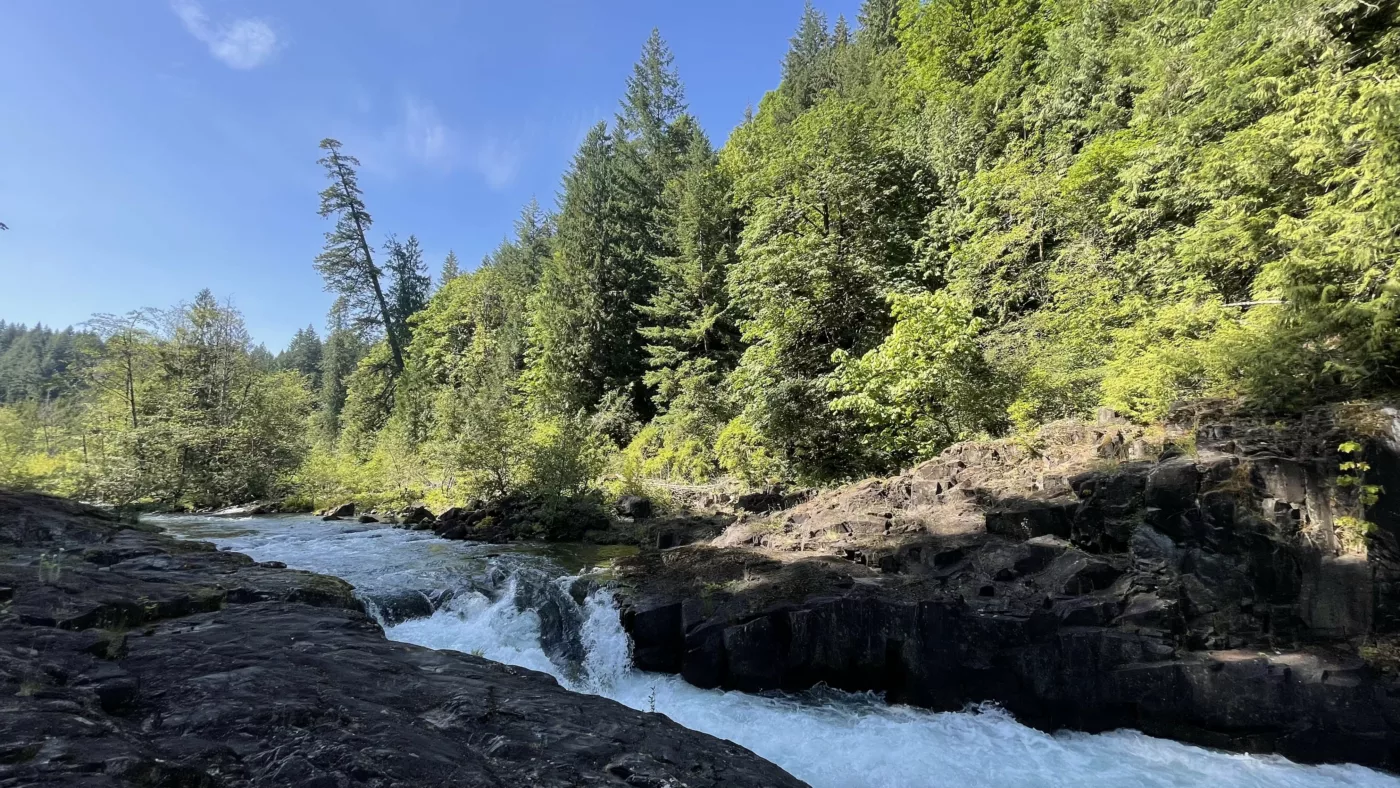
[0,492,803,788]
[618,404,1400,771]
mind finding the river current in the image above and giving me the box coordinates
[153,514,1400,788]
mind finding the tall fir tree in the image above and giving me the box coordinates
[781,1,834,111]
[440,250,461,285]
[617,29,688,198]
[639,120,742,418]
[313,138,404,373]
[384,233,431,348]
[832,14,852,47]
[526,124,647,424]
[495,199,553,295]
[278,326,323,389]
[856,0,902,50]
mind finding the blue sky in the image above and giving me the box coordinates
[0,0,861,350]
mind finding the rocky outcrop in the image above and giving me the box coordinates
[619,402,1400,770]
[0,492,802,787]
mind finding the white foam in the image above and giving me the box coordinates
[385,589,1396,788]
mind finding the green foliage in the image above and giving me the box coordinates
[0,322,100,404]
[830,291,1010,465]
[4,293,311,507]
[713,417,783,487]
[525,124,651,422]
[439,250,461,285]
[724,95,934,480]
[318,302,366,437]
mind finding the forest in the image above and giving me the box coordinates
[2,0,1398,515]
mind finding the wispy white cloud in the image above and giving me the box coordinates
[400,98,453,170]
[172,0,280,70]
[391,97,523,189]
[466,137,523,190]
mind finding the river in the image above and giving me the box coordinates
[153,514,1400,788]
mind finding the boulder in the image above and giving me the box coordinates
[211,500,275,517]
[402,505,433,524]
[327,502,356,518]
[616,494,653,519]
[436,506,467,522]
[357,515,379,524]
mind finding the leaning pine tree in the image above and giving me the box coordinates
[313,138,404,374]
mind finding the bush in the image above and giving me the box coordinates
[714,417,782,487]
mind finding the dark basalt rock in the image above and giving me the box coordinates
[618,408,1400,771]
[0,492,802,788]
[616,494,654,519]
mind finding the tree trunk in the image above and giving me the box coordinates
[334,161,406,374]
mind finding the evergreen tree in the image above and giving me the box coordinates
[856,0,902,50]
[250,344,276,372]
[832,14,852,47]
[318,301,364,436]
[0,323,99,404]
[526,124,651,426]
[640,121,741,416]
[497,200,552,292]
[278,325,323,389]
[440,250,461,285]
[313,138,404,373]
[384,233,431,346]
[781,2,833,111]
[617,29,688,194]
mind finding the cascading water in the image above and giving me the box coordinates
[154,514,1400,788]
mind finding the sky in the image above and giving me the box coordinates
[0,0,862,351]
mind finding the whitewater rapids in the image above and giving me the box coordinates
[155,515,1400,788]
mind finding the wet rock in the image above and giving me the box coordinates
[357,514,379,524]
[326,501,356,518]
[364,589,436,625]
[0,491,800,788]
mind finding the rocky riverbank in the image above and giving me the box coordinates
[0,492,802,787]
[617,402,1400,770]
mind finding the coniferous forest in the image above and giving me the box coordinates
[3,0,1399,516]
